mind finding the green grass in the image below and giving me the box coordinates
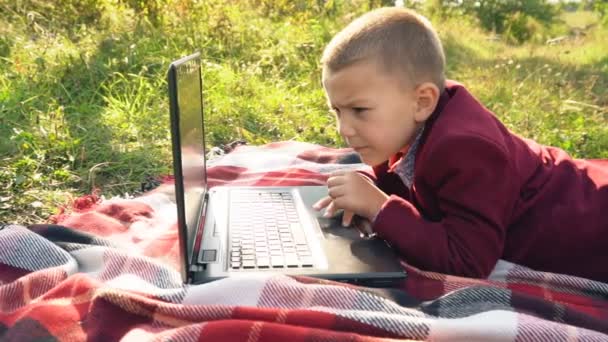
[562,9,598,28]
[0,0,606,225]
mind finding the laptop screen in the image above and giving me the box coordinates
[175,55,207,194]
[167,53,207,280]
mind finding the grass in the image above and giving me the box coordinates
[0,0,606,225]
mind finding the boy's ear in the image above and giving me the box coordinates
[413,82,440,123]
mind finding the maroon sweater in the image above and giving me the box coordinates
[371,81,608,282]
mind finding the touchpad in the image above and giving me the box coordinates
[317,212,363,241]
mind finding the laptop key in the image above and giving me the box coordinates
[297,250,311,257]
[243,260,256,269]
[285,255,299,267]
[300,257,314,267]
[271,256,284,267]
[256,252,269,259]
[231,262,241,269]
[285,252,298,259]
[256,258,270,268]
[291,224,307,244]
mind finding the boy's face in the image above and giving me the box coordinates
[323,60,427,166]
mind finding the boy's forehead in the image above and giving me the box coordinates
[322,59,411,90]
[323,66,402,108]
[323,59,376,84]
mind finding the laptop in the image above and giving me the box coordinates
[167,52,406,287]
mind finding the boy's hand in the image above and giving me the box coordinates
[313,196,355,226]
[313,171,388,226]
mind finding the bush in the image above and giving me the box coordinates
[1,0,101,35]
[592,1,608,26]
[426,0,557,43]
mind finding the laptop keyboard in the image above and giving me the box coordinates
[228,191,315,270]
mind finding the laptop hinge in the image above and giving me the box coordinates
[190,191,209,270]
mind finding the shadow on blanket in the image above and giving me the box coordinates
[2,141,608,341]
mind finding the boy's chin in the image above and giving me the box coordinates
[358,154,384,167]
[351,147,388,166]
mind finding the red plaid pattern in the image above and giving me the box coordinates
[1,141,606,341]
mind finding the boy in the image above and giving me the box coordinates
[313,7,608,282]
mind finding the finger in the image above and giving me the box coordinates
[357,172,375,184]
[330,196,349,212]
[327,175,346,187]
[342,210,355,227]
[327,185,346,199]
[312,196,332,210]
[323,201,338,218]
[328,170,347,178]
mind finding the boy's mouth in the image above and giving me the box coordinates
[352,146,368,152]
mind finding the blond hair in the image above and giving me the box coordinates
[321,7,445,90]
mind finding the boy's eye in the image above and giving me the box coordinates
[352,107,368,114]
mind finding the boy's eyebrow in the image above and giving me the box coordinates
[330,96,372,109]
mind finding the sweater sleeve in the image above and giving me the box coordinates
[372,135,518,278]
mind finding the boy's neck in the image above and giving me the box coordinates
[390,86,450,165]
[390,125,425,166]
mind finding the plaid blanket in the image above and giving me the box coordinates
[1,141,607,341]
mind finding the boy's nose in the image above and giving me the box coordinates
[338,118,356,137]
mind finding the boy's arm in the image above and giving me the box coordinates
[372,135,518,278]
